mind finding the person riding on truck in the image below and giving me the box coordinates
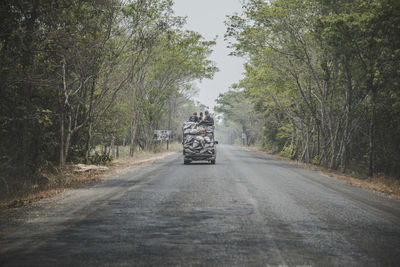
[204,110,214,125]
[189,112,199,122]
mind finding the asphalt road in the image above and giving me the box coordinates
[1,145,400,266]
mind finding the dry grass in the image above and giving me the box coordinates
[0,143,181,210]
[242,145,400,200]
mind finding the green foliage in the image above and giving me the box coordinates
[279,145,295,158]
[89,152,113,166]
[215,89,263,146]
[225,0,400,177]
[0,0,217,197]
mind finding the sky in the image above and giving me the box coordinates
[172,0,245,110]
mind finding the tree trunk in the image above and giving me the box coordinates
[341,69,353,173]
[310,125,315,161]
[168,98,172,131]
[317,123,320,156]
[111,135,116,158]
[368,88,376,178]
[64,131,72,165]
[59,111,64,168]
[22,112,29,173]
[290,125,297,159]
[21,0,39,174]
[60,61,67,167]
[63,114,73,165]
[85,123,92,163]
[129,116,138,157]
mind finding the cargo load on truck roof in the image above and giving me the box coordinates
[183,121,216,164]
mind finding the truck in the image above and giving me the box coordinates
[182,121,218,164]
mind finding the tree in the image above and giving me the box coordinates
[215,89,263,146]
[225,0,400,177]
[0,0,218,198]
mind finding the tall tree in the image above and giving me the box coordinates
[225,0,400,177]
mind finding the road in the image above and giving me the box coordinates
[1,145,400,266]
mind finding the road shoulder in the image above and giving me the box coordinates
[0,150,179,210]
[240,145,400,200]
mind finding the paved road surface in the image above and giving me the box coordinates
[1,145,400,266]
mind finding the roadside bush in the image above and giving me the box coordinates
[279,145,295,158]
[89,152,113,166]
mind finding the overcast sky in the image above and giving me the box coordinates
[172,0,245,110]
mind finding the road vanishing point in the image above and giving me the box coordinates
[1,145,400,266]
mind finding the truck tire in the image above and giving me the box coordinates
[211,159,216,164]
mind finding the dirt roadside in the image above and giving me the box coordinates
[242,145,400,200]
[0,147,180,210]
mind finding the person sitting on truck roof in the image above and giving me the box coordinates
[189,112,199,122]
[199,112,203,122]
[204,110,214,125]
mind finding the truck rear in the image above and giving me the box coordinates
[182,121,217,164]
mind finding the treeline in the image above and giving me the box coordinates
[0,0,216,195]
[219,0,400,178]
